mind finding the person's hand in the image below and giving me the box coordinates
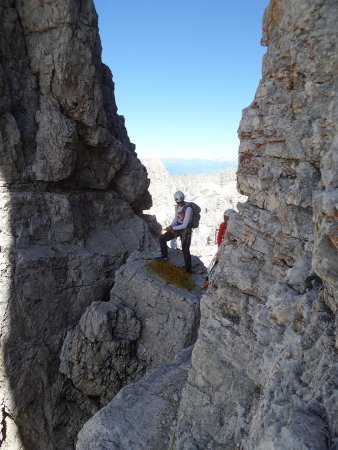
[165,226,174,232]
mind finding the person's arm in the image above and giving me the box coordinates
[173,206,192,230]
[168,206,178,227]
[164,206,177,232]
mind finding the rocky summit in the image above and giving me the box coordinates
[0,1,337,450]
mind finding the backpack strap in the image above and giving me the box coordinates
[183,202,193,226]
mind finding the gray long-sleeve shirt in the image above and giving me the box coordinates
[171,203,192,231]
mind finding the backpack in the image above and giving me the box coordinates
[184,202,201,229]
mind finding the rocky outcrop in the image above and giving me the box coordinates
[59,301,143,407]
[0,1,154,449]
[76,1,337,449]
[59,251,202,410]
[2,0,338,449]
[0,1,151,206]
[110,252,201,370]
[141,158,177,226]
[76,347,193,450]
[174,0,338,448]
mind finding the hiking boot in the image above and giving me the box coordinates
[155,256,169,261]
[200,279,209,289]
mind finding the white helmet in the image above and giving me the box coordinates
[224,209,235,216]
[174,191,185,202]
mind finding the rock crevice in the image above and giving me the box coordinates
[0,0,337,449]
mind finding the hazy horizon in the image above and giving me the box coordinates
[161,158,237,176]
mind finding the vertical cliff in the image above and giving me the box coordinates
[0,1,154,449]
[175,0,338,448]
[1,0,338,449]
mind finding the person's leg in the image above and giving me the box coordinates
[159,231,175,258]
[180,228,192,273]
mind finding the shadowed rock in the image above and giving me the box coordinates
[76,347,193,450]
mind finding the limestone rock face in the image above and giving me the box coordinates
[76,347,193,450]
[2,0,338,449]
[0,0,151,205]
[174,0,338,449]
[141,158,177,226]
[59,252,201,413]
[110,252,201,371]
[61,251,202,450]
[75,1,337,447]
[0,0,153,449]
[59,301,143,406]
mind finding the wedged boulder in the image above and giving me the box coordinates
[59,251,202,415]
[110,252,202,370]
[76,347,193,450]
[60,301,144,406]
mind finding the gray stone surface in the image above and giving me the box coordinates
[175,0,338,449]
[0,0,154,448]
[60,301,143,406]
[1,0,338,449]
[76,347,193,450]
[59,250,202,445]
[110,252,202,371]
[0,0,152,205]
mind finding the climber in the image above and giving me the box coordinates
[156,191,193,273]
[200,209,235,288]
[217,209,232,246]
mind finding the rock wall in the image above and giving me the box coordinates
[141,158,177,226]
[0,1,154,449]
[175,0,338,448]
[2,0,338,449]
[77,346,193,450]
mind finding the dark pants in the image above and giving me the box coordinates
[159,228,192,273]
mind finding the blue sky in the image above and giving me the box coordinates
[94,0,269,161]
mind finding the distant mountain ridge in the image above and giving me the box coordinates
[161,158,237,176]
